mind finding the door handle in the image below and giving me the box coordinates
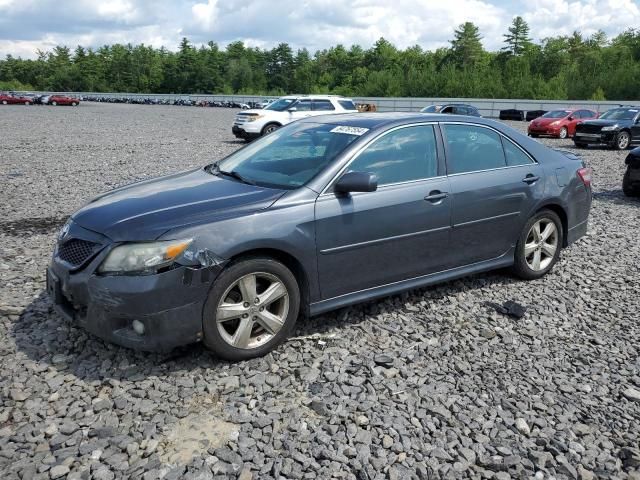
[522,175,540,184]
[424,191,448,202]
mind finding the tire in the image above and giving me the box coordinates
[51,101,57,106]
[71,102,77,106]
[558,127,568,139]
[202,257,300,361]
[623,168,640,197]
[261,123,280,136]
[614,131,631,150]
[24,101,30,105]
[1,100,7,105]
[512,209,563,280]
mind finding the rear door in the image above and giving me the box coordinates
[315,124,452,299]
[443,123,544,265]
[311,99,337,116]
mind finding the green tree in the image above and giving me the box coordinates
[503,16,532,55]
[450,22,485,67]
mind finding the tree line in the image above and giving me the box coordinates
[1,18,640,100]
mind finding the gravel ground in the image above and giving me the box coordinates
[1,103,639,480]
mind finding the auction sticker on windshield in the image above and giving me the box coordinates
[330,126,369,135]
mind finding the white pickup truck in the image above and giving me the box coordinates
[232,95,358,140]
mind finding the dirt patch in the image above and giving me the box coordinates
[160,394,239,465]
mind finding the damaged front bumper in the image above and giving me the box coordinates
[47,232,226,352]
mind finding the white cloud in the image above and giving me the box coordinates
[522,0,640,41]
[0,0,639,58]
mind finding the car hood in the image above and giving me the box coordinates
[578,119,625,127]
[532,117,566,125]
[72,168,286,242]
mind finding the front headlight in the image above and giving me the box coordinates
[99,239,192,274]
[246,115,264,122]
[601,125,619,131]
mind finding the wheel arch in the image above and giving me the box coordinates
[226,247,310,316]
[261,122,282,135]
[534,202,568,247]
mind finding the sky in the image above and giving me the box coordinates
[0,0,639,58]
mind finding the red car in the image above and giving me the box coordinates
[0,93,33,105]
[528,109,598,139]
[48,95,80,106]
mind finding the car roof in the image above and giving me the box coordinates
[299,112,499,130]
[280,95,351,100]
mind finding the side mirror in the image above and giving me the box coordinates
[287,107,297,112]
[568,116,574,121]
[334,171,378,194]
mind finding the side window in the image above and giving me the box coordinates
[312,100,336,111]
[441,106,454,114]
[443,124,506,174]
[346,125,438,185]
[294,100,312,111]
[338,100,357,110]
[502,137,534,166]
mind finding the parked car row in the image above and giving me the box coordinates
[82,95,259,109]
[0,93,80,106]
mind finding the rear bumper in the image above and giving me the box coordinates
[47,256,222,352]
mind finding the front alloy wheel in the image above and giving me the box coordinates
[558,127,568,139]
[216,272,289,349]
[203,257,300,360]
[512,210,562,280]
[615,131,631,150]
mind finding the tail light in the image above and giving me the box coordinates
[577,167,592,187]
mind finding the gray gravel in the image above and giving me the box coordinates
[1,103,640,480]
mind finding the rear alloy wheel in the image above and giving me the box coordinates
[51,101,57,106]
[512,210,562,280]
[1,100,7,105]
[71,102,77,106]
[24,101,30,105]
[203,257,300,360]
[615,131,631,150]
[558,127,568,139]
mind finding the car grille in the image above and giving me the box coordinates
[57,239,98,267]
[577,124,603,134]
[233,114,250,126]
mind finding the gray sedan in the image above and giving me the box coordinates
[48,113,592,360]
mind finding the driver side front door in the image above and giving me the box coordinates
[315,124,453,300]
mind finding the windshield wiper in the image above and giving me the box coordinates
[216,169,256,186]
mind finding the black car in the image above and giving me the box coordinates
[526,110,548,122]
[574,107,640,150]
[623,147,640,197]
[499,109,525,121]
[421,104,481,117]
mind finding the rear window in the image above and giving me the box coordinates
[338,100,357,110]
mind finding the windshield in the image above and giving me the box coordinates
[542,110,571,119]
[600,108,638,120]
[213,122,363,189]
[265,98,296,111]
[421,105,441,113]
